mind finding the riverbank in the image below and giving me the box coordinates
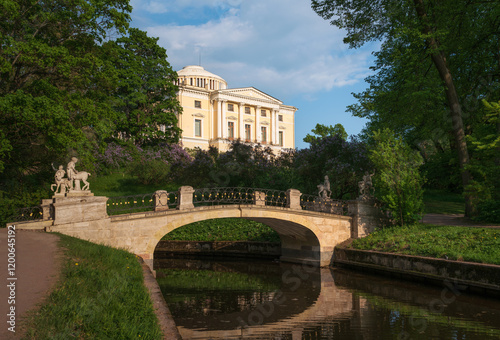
[19,233,167,339]
[334,222,500,297]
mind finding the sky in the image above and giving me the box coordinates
[129,0,378,149]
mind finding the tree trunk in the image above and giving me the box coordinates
[413,0,473,216]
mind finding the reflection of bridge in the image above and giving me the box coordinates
[176,268,360,339]
[10,186,378,269]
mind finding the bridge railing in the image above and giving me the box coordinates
[107,191,179,215]
[300,194,348,216]
[192,187,288,208]
[6,205,44,223]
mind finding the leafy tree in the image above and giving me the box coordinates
[303,123,347,144]
[0,0,182,224]
[312,0,500,216]
[0,0,132,183]
[465,100,500,222]
[102,28,182,145]
[369,129,425,225]
[295,134,371,198]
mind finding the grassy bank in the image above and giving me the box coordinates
[23,234,163,339]
[161,218,281,242]
[349,224,500,265]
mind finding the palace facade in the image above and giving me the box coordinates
[175,65,297,152]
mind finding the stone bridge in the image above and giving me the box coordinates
[10,186,381,270]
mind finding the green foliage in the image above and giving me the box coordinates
[474,200,500,224]
[161,218,281,243]
[0,0,182,220]
[24,234,163,339]
[303,123,347,144]
[350,224,500,265]
[295,134,372,199]
[132,159,171,186]
[465,100,500,218]
[370,129,425,225]
[102,28,182,145]
[312,0,500,217]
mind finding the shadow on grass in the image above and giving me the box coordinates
[424,189,465,214]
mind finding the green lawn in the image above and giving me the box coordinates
[423,189,465,214]
[349,224,500,265]
[22,234,163,339]
[91,172,178,197]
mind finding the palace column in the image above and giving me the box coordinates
[255,105,261,142]
[239,102,245,140]
[221,100,227,138]
[217,100,222,139]
[275,110,280,145]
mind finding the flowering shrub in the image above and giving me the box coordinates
[94,143,134,174]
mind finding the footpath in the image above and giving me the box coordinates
[422,213,500,228]
[0,229,62,339]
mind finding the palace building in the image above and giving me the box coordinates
[175,65,297,152]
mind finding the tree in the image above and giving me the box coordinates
[0,0,132,182]
[103,28,182,145]
[369,129,425,225]
[295,134,371,198]
[303,123,347,144]
[311,0,500,216]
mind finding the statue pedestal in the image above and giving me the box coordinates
[66,190,94,197]
[348,199,387,238]
[52,196,107,225]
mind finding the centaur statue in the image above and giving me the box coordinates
[51,157,91,194]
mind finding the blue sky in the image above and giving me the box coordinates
[129,0,378,149]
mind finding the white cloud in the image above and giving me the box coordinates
[132,0,375,97]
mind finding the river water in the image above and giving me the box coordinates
[155,258,500,339]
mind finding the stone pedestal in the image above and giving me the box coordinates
[286,189,302,209]
[41,199,53,221]
[178,186,194,210]
[52,196,108,226]
[348,199,385,238]
[154,190,169,212]
[254,191,266,206]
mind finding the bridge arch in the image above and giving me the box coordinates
[143,205,350,266]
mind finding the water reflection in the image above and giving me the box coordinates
[155,258,500,339]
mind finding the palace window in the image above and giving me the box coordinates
[245,107,251,114]
[261,126,267,143]
[245,124,251,141]
[228,122,234,139]
[261,109,266,117]
[228,103,234,111]
[194,100,201,108]
[195,119,202,137]
[278,114,283,122]
[279,131,284,146]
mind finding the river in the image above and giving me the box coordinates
[155,258,500,339]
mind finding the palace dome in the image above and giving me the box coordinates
[177,65,227,90]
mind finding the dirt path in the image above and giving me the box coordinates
[422,213,500,228]
[0,229,62,339]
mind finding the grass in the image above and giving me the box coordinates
[91,172,178,197]
[423,189,465,214]
[349,224,500,265]
[22,234,163,339]
[161,218,281,242]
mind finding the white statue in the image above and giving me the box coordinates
[66,157,91,191]
[51,165,70,194]
[358,171,375,199]
[317,175,331,198]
